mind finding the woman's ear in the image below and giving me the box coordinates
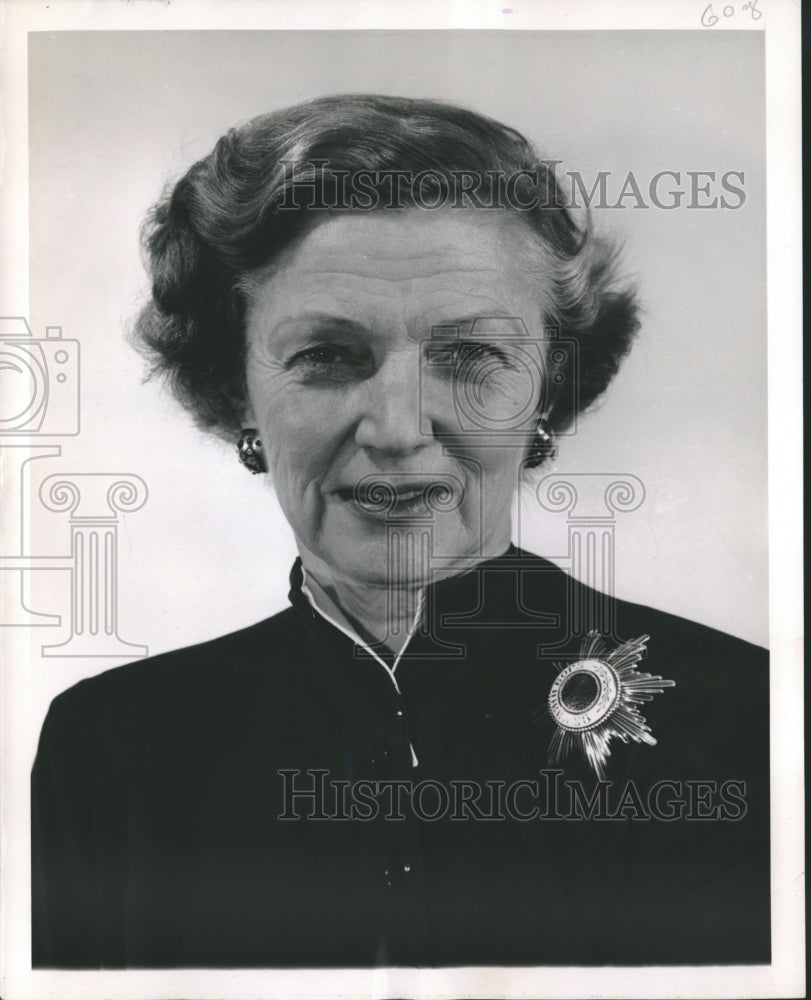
[239,401,258,431]
[228,380,257,433]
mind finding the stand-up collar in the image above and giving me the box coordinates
[288,544,568,635]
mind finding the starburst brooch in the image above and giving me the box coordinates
[539,631,675,779]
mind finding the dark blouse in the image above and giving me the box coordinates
[31,547,770,967]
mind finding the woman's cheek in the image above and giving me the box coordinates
[460,443,525,509]
[270,464,325,538]
[268,437,328,490]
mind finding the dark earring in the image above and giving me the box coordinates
[525,418,557,468]
[237,429,267,474]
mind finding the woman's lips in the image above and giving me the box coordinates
[334,479,462,517]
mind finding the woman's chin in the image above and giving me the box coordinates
[316,527,490,591]
[318,535,429,588]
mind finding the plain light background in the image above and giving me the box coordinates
[24,28,766,714]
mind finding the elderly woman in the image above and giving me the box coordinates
[32,94,768,968]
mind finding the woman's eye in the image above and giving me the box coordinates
[298,346,343,365]
[286,344,369,383]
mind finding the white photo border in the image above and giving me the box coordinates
[0,2,803,999]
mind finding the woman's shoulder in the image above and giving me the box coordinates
[609,589,768,675]
[39,605,305,736]
[510,545,767,658]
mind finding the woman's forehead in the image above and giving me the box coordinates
[247,209,551,331]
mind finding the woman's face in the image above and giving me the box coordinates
[243,209,553,586]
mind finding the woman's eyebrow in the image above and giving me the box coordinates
[425,314,530,337]
[269,313,370,338]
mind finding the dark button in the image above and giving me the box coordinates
[369,739,391,778]
[383,854,414,887]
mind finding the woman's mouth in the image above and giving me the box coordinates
[335,477,464,518]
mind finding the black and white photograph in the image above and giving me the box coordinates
[0,2,803,999]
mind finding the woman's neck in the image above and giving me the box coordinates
[297,536,513,655]
[298,546,424,656]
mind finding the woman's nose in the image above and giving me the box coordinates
[354,352,430,457]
